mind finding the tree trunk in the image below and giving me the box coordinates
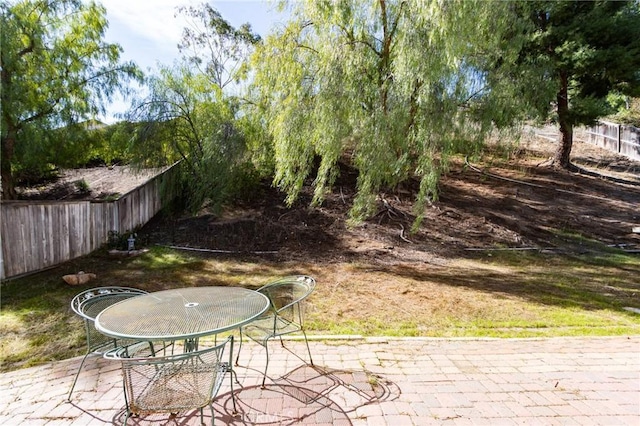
[1,46,18,200]
[1,133,17,200]
[554,70,573,169]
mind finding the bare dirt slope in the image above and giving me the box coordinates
[138,132,640,264]
[18,166,162,200]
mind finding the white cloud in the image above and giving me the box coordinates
[98,0,286,71]
[100,0,198,48]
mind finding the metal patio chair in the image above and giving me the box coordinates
[67,286,148,401]
[108,335,236,426]
[235,275,316,387]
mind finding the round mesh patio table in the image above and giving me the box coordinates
[95,286,270,341]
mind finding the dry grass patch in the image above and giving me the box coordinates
[2,235,639,373]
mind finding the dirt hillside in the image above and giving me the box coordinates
[138,130,640,264]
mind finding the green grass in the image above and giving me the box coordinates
[1,244,639,372]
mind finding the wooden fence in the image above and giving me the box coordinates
[0,164,179,280]
[585,121,640,161]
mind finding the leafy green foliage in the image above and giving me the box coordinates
[39,120,116,169]
[125,4,263,213]
[610,97,640,126]
[247,0,527,226]
[127,64,257,213]
[0,0,142,198]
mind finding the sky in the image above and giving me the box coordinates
[97,0,289,122]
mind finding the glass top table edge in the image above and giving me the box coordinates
[94,286,271,341]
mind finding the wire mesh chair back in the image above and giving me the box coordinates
[67,286,148,400]
[258,275,316,328]
[117,336,234,426]
[236,275,316,386]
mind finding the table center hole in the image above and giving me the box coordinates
[184,302,199,308]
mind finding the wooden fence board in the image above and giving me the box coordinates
[0,164,179,280]
[586,121,640,161]
[31,205,44,271]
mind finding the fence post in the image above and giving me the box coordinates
[617,123,621,153]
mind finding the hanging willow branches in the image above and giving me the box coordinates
[247,0,532,229]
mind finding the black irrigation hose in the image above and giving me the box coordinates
[159,244,278,255]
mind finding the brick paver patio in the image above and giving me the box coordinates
[0,336,638,425]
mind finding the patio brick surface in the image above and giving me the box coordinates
[0,336,638,425]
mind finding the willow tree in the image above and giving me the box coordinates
[123,5,261,212]
[127,64,249,213]
[0,0,141,199]
[248,0,529,227]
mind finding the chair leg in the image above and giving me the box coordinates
[278,332,314,366]
[227,336,237,413]
[121,370,132,425]
[227,369,238,413]
[67,351,90,401]
[261,340,270,388]
[302,330,314,366]
[234,328,243,366]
